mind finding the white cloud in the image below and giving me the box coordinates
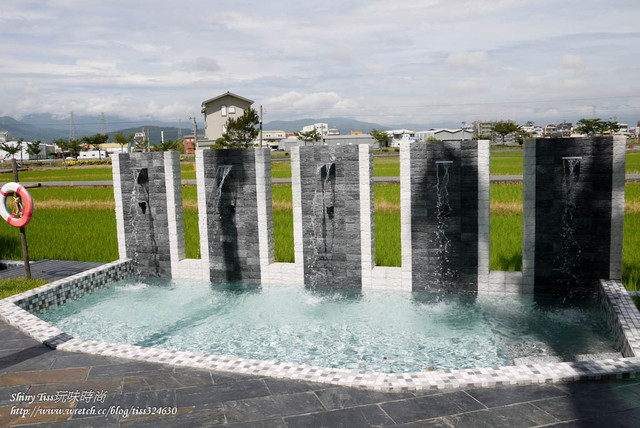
[446,81,488,93]
[1,0,640,127]
[444,51,493,70]
[557,54,585,70]
[263,91,360,118]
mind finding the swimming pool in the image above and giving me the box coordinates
[37,277,618,373]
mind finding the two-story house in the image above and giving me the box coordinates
[200,92,254,147]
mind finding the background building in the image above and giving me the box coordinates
[200,92,254,147]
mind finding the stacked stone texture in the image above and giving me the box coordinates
[410,141,478,292]
[118,152,172,277]
[533,137,615,296]
[201,149,261,282]
[299,145,363,287]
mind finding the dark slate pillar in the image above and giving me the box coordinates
[297,145,365,288]
[199,148,263,283]
[409,141,480,292]
[523,136,625,297]
[113,152,172,277]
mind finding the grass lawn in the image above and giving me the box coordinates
[0,277,48,300]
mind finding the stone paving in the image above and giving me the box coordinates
[1,319,640,427]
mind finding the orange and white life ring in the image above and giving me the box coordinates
[0,182,34,228]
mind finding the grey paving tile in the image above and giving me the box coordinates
[0,346,56,373]
[224,391,324,423]
[542,407,640,427]
[465,384,567,408]
[123,370,213,393]
[263,377,326,394]
[381,391,486,424]
[30,416,115,427]
[443,402,559,427]
[211,371,264,385]
[553,378,640,396]
[176,379,270,407]
[49,353,125,370]
[120,403,226,427]
[1,337,43,351]
[314,386,414,410]
[0,384,30,406]
[394,419,454,427]
[285,404,395,428]
[533,388,640,421]
[87,361,174,380]
[222,418,287,428]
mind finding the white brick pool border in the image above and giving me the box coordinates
[1,262,639,392]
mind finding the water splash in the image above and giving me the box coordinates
[434,161,454,289]
[556,156,582,288]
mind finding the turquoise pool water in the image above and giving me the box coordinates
[38,278,618,372]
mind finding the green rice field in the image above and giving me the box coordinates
[3,151,640,182]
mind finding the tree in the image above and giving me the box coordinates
[295,129,321,145]
[603,120,621,134]
[26,141,42,161]
[370,129,391,148]
[0,141,22,160]
[222,107,260,147]
[66,139,86,159]
[491,122,522,145]
[151,139,180,152]
[575,118,607,136]
[113,132,134,152]
[82,133,109,160]
[525,121,535,127]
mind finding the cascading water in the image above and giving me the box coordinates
[556,156,582,287]
[309,162,336,286]
[434,161,454,289]
[213,165,233,218]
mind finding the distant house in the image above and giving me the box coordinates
[182,135,196,154]
[416,128,473,142]
[200,91,254,147]
[302,123,329,137]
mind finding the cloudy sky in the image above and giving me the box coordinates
[2,0,640,127]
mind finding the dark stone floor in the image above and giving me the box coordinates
[0,260,104,281]
[1,319,640,427]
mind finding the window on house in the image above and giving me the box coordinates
[222,124,227,134]
[221,104,227,116]
[229,106,236,114]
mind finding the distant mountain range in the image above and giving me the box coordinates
[0,113,430,143]
[0,113,201,143]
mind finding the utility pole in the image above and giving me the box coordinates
[260,105,263,147]
[189,116,197,149]
[101,112,106,135]
[69,111,76,141]
[178,119,183,140]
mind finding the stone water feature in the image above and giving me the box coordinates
[112,152,181,277]
[111,137,623,296]
[197,148,274,283]
[523,136,625,297]
[292,145,374,288]
[401,141,490,293]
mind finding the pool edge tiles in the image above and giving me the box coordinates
[1,262,640,392]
